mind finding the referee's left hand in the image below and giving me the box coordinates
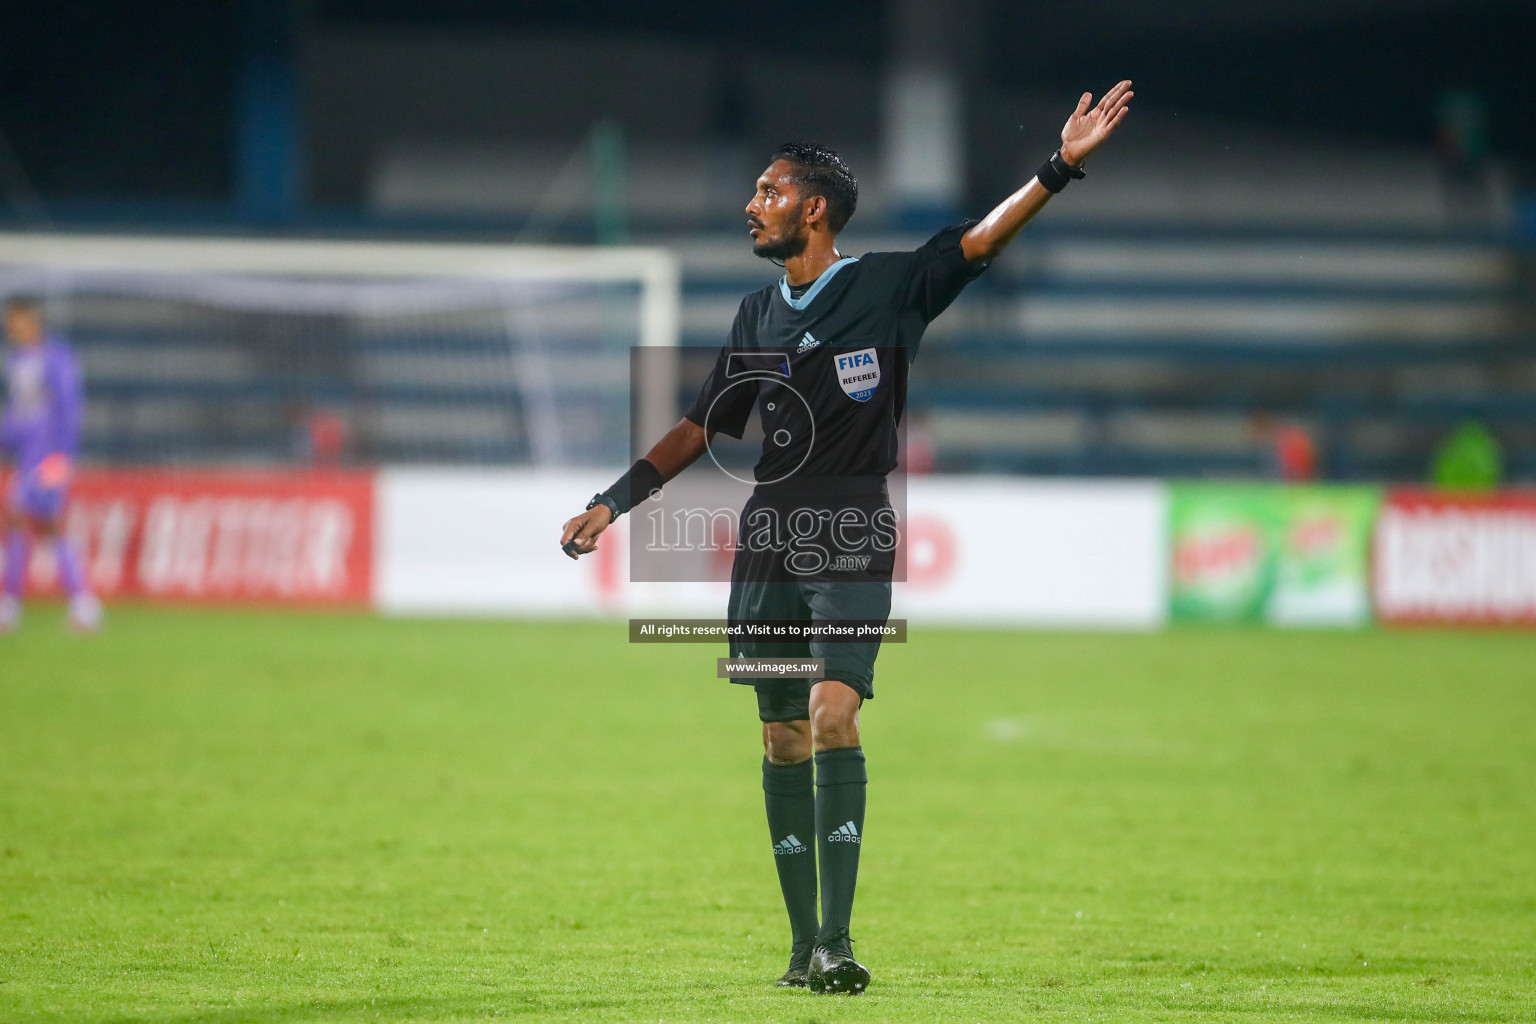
[1059,79,1133,168]
[560,505,614,560]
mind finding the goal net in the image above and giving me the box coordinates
[0,234,681,469]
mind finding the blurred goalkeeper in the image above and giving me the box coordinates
[1,297,99,633]
[561,83,1131,993]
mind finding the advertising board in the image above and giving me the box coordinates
[376,470,1169,628]
[4,470,374,604]
[1375,490,1536,625]
[1169,484,1379,627]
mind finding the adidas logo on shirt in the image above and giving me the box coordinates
[797,331,820,353]
[773,834,808,855]
[827,821,860,843]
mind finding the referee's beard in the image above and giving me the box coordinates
[751,215,809,262]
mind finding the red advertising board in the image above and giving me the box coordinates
[1375,489,1536,626]
[5,470,375,605]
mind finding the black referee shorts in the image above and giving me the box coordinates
[727,577,892,722]
[725,479,895,723]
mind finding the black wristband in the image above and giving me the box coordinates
[601,458,665,515]
[586,493,620,521]
[1035,149,1086,194]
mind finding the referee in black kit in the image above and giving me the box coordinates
[562,80,1132,994]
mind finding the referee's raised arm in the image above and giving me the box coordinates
[559,418,714,559]
[960,80,1133,264]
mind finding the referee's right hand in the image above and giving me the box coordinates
[560,505,614,560]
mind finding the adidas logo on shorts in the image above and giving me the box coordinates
[827,821,860,843]
[773,834,808,855]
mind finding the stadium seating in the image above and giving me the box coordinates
[678,225,1530,480]
[64,222,1529,481]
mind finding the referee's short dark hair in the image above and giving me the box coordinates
[772,142,859,233]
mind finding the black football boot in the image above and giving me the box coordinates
[807,929,870,994]
[775,941,815,987]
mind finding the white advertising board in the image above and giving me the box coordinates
[897,477,1167,628]
[376,470,1167,629]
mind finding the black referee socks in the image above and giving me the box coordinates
[763,757,819,946]
[813,745,867,945]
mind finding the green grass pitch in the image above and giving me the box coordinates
[2,608,1533,1022]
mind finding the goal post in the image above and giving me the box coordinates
[0,232,682,467]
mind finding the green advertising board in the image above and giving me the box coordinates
[1168,484,1381,627]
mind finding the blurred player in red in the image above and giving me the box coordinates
[1253,412,1318,481]
[0,297,100,632]
[1274,422,1317,481]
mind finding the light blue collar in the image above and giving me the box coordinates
[778,256,858,310]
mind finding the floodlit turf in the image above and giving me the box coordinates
[1,608,1533,1022]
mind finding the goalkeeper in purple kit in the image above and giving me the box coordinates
[1,297,100,632]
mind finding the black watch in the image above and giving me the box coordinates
[1049,149,1086,181]
[586,493,621,521]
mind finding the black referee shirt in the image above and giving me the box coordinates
[684,223,986,487]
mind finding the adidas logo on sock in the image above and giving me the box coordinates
[797,331,820,353]
[773,834,808,855]
[827,821,860,844]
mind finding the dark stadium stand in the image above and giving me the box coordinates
[60,222,1531,482]
[678,225,1532,481]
